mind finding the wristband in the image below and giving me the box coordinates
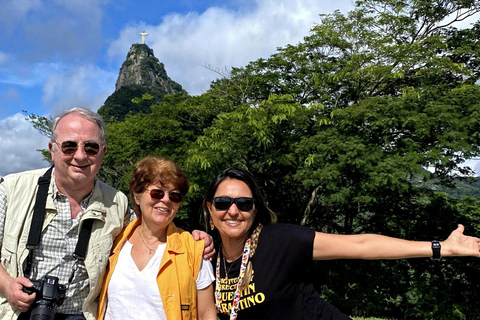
[431,240,441,260]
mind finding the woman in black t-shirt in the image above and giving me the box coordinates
[202,167,480,320]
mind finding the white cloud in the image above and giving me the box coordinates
[445,10,480,30]
[0,0,105,65]
[108,0,354,95]
[0,113,50,178]
[41,64,118,115]
[463,159,480,176]
[0,0,43,35]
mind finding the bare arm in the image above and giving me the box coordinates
[313,224,480,260]
[197,283,217,320]
[0,264,36,312]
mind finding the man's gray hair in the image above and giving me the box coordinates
[50,107,107,144]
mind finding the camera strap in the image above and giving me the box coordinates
[23,166,95,280]
[68,219,94,284]
[23,166,54,277]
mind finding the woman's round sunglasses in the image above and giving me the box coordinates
[54,140,101,156]
[148,189,184,203]
[213,196,255,211]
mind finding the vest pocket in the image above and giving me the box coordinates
[0,248,18,276]
[181,304,193,320]
[84,234,113,293]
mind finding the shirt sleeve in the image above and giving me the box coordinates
[257,224,315,272]
[0,182,7,246]
[195,258,215,290]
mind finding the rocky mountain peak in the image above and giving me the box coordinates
[98,43,185,122]
[115,43,181,94]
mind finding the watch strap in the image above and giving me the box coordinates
[431,240,441,260]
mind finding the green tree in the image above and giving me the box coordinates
[23,111,52,162]
[101,92,234,228]
[186,0,480,318]
[25,0,480,318]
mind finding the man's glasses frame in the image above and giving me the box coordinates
[54,140,102,156]
[212,196,255,211]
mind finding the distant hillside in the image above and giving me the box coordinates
[445,177,480,200]
[423,176,480,200]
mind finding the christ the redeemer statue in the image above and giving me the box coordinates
[139,30,149,44]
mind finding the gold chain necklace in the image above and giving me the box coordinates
[222,247,243,280]
[139,230,156,255]
[223,255,236,280]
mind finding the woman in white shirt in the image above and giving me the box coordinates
[97,156,217,320]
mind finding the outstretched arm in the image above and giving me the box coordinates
[313,224,480,260]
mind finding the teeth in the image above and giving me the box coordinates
[225,220,241,224]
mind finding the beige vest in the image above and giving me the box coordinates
[0,167,129,320]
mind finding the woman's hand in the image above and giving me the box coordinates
[192,230,215,260]
[441,224,480,258]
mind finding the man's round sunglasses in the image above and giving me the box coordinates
[213,196,255,211]
[54,141,101,156]
[148,189,184,203]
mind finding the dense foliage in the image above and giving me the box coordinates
[27,0,480,318]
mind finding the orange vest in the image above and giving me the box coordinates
[97,218,204,320]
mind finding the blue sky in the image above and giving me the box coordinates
[0,0,478,178]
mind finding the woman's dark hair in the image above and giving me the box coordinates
[202,167,277,231]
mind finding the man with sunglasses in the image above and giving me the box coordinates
[0,108,213,320]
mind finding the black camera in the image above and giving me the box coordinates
[22,275,67,320]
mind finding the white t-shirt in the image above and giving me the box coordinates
[104,240,214,320]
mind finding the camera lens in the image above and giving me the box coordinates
[30,302,56,320]
[25,276,67,320]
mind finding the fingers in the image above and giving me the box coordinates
[202,233,215,261]
[192,230,216,261]
[13,294,35,313]
[16,276,33,288]
[203,242,216,261]
[6,277,35,313]
[192,229,201,241]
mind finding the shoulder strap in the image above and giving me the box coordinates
[74,219,94,260]
[25,166,53,249]
[68,219,94,284]
[23,166,53,276]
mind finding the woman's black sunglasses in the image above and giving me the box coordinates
[213,196,255,211]
[148,189,184,203]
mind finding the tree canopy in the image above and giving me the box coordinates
[27,0,480,318]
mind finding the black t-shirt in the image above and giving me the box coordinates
[216,224,351,320]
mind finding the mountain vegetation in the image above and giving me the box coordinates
[27,0,480,318]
